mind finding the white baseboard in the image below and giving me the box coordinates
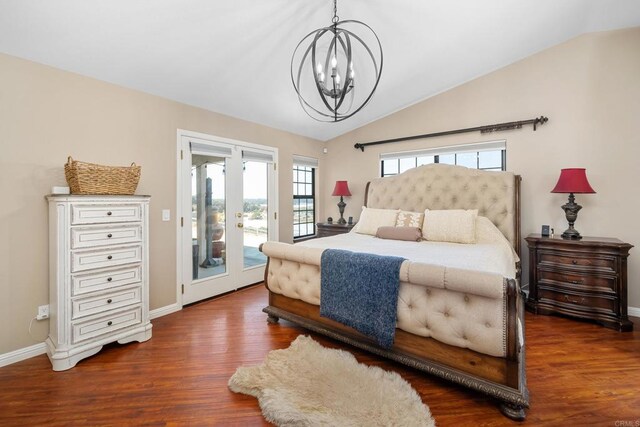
[628,306,640,318]
[0,304,181,369]
[149,302,181,320]
[0,342,47,368]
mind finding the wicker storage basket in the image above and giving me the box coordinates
[64,156,141,195]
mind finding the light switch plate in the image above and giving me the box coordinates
[162,209,170,221]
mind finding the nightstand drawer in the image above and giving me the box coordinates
[538,288,615,314]
[71,245,142,272]
[316,222,356,238]
[538,251,615,273]
[72,286,141,320]
[318,229,349,237]
[72,306,142,344]
[71,204,142,225]
[538,270,615,293]
[71,225,142,249]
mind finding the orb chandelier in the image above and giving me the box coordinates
[291,0,383,122]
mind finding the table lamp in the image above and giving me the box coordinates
[332,181,352,225]
[551,168,595,240]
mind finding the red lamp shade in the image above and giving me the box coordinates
[332,180,352,197]
[551,168,596,194]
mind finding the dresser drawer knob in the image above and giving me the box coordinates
[107,255,113,260]
[107,233,113,238]
[107,211,113,216]
[107,321,113,326]
[107,277,113,282]
[107,299,113,304]
[572,260,577,265]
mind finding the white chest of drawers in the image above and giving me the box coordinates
[46,195,152,371]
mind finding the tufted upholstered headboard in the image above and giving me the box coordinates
[364,164,521,257]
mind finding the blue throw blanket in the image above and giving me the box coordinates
[319,249,406,348]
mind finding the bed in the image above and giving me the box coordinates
[260,163,529,420]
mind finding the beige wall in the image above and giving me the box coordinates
[0,53,324,355]
[2,27,638,357]
[323,28,640,307]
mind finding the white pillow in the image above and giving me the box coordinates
[352,207,400,236]
[422,209,478,244]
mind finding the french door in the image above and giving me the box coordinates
[178,131,278,305]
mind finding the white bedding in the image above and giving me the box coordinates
[298,216,517,279]
[263,217,516,357]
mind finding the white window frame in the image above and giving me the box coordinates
[292,155,318,240]
[380,140,506,177]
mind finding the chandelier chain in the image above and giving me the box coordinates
[332,0,339,23]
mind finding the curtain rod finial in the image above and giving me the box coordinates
[534,116,549,131]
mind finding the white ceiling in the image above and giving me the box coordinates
[1,1,639,141]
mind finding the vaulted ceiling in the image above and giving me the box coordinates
[1,0,639,141]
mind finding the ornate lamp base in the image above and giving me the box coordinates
[338,196,347,224]
[337,196,347,224]
[561,193,582,240]
[561,227,582,240]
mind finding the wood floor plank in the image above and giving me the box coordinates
[1,284,639,426]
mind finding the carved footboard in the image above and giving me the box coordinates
[260,244,529,420]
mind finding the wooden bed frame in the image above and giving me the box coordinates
[262,166,529,420]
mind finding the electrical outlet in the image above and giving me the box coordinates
[37,305,49,320]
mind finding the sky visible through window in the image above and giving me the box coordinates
[381,149,504,177]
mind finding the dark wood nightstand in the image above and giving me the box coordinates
[525,234,633,331]
[316,222,356,238]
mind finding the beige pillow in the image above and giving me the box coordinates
[396,210,424,228]
[376,226,422,242]
[423,209,478,244]
[352,207,399,236]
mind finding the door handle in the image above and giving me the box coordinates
[237,223,244,228]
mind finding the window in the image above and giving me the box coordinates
[380,140,506,177]
[293,156,318,239]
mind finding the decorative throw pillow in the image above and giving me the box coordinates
[396,210,424,228]
[376,226,422,242]
[422,209,478,244]
[352,207,399,236]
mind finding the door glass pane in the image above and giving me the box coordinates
[191,155,227,280]
[243,161,268,269]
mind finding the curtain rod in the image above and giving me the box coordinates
[353,115,548,152]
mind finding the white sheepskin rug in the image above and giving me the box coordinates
[228,335,435,426]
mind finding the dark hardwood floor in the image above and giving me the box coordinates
[1,284,639,426]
